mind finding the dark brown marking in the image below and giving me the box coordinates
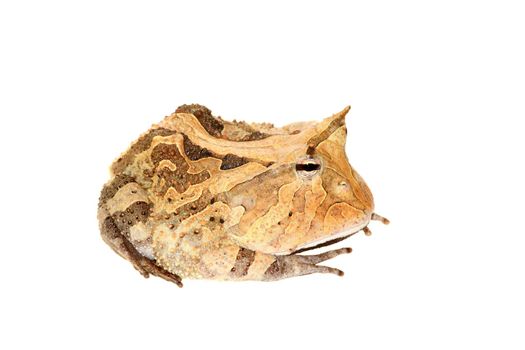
[182,134,214,161]
[102,215,122,240]
[220,154,249,170]
[220,118,273,142]
[265,260,280,274]
[176,104,224,137]
[307,116,345,149]
[241,131,270,141]
[182,133,272,168]
[263,259,289,280]
[111,128,175,175]
[151,143,210,194]
[99,174,135,208]
[112,201,152,236]
[262,255,338,281]
[230,248,256,278]
[175,190,214,222]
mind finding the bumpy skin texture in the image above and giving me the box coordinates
[98,104,377,287]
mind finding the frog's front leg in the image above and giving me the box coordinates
[261,247,352,281]
[219,245,351,281]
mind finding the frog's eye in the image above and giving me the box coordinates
[295,157,321,177]
[296,162,320,172]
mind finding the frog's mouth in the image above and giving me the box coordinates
[291,221,369,254]
[289,213,389,254]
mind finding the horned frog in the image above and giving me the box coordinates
[98,104,388,287]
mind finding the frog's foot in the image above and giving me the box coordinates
[100,216,183,287]
[263,247,352,281]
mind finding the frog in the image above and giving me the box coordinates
[97,104,389,287]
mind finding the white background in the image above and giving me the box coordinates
[1,1,524,349]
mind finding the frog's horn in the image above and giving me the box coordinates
[307,105,350,150]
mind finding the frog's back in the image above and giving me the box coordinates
[98,104,285,281]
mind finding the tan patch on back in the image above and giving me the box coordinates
[209,163,268,194]
[106,182,149,215]
[158,114,313,164]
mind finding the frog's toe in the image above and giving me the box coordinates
[132,263,151,279]
[306,264,345,276]
[139,258,183,287]
[293,247,352,264]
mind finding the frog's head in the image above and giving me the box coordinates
[221,106,377,255]
[286,106,375,252]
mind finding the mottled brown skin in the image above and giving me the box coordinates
[98,104,385,287]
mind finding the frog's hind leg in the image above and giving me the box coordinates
[99,215,183,287]
[98,175,183,287]
[262,247,352,281]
